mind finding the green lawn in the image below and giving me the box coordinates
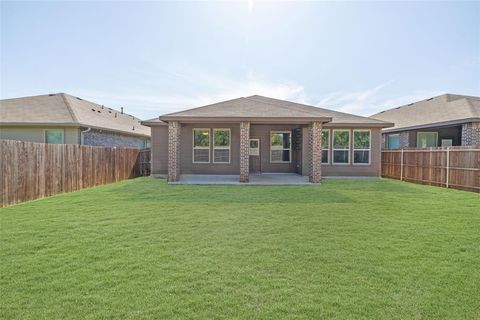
[1,178,479,319]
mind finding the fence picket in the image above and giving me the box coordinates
[382,147,479,193]
[0,140,151,207]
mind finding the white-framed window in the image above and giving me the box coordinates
[322,129,330,164]
[213,128,231,163]
[417,132,438,148]
[333,129,350,164]
[45,129,64,144]
[353,129,371,165]
[193,128,210,163]
[387,134,400,149]
[270,131,291,163]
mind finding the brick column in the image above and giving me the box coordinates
[239,121,250,183]
[167,121,181,182]
[461,122,480,146]
[309,121,322,183]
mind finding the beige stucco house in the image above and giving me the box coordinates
[142,95,393,183]
[0,93,150,148]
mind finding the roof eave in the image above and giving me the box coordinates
[324,122,394,129]
[0,122,151,138]
[158,116,333,124]
[381,118,480,133]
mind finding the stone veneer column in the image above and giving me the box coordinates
[239,121,250,183]
[461,122,480,146]
[167,121,181,182]
[309,121,322,183]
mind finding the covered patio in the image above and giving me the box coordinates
[169,173,312,185]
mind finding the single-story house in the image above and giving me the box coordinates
[142,95,393,183]
[371,94,480,149]
[0,93,150,148]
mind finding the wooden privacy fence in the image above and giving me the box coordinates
[0,140,151,207]
[382,147,479,192]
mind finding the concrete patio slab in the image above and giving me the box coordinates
[169,173,313,185]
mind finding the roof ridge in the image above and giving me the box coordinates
[161,97,246,117]
[244,96,322,117]
[248,95,386,123]
[60,93,80,124]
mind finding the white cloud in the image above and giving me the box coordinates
[71,61,443,120]
[72,67,309,119]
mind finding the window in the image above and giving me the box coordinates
[417,132,438,148]
[45,129,64,144]
[321,129,329,164]
[333,130,350,164]
[213,129,231,163]
[270,131,291,163]
[387,134,400,149]
[193,128,210,163]
[353,130,371,164]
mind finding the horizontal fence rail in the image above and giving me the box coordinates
[0,140,151,207]
[382,147,479,193]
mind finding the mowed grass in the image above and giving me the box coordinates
[1,178,479,319]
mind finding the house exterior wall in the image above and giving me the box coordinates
[81,128,149,148]
[0,126,80,144]
[180,123,241,174]
[150,126,168,176]
[383,125,464,148]
[461,122,480,146]
[250,124,302,173]
[303,127,382,177]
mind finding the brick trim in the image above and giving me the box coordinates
[168,121,181,182]
[309,121,322,183]
[239,121,250,182]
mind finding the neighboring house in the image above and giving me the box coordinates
[142,95,393,183]
[0,93,150,148]
[371,94,480,149]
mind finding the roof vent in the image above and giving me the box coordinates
[115,113,117,118]
[407,103,414,106]
[121,107,124,114]
[101,105,104,109]
[48,94,55,96]
[395,107,401,109]
[76,97,83,100]
[426,98,433,101]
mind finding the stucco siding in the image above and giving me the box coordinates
[250,124,301,173]
[0,126,79,144]
[304,127,382,177]
[180,123,240,174]
[150,126,168,175]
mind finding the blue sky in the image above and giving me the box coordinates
[1,1,479,119]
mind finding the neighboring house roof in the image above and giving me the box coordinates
[371,94,480,133]
[141,118,168,126]
[0,93,150,137]
[155,95,392,127]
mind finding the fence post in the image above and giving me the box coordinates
[446,147,450,188]
[400,149,404,181]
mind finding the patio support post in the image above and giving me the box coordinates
[309,121,322,183]
[167,121,181,182]
[239,121,250,182]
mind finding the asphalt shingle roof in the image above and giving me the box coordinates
[0,93,150,137]
[371,94,480,132]
[159,95,391,126]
